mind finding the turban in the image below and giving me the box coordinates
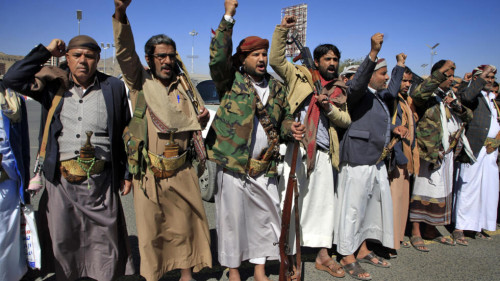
[340,64,359,77]
[374,58,387,71]
[472,64,497,77]
[67,35,101,53]
[233,36,269,67]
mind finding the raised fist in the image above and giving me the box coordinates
[396,53,407,67]
[438,60,456,75]
[371,33,384,53]
[46,39,66,57]
[281,15,296,29]
[225,0,238,17]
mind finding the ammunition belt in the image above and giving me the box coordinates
[59,158,107,183]
[246,158,271,177]
[148,150,187,179]
[485,137,500,154]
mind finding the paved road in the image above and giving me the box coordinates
[24,100,500,281]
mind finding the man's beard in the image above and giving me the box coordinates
[244,64,266,79]
[319,65,337,81]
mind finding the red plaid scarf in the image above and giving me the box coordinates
[303,76,343,176]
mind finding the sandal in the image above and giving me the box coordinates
[410,236,430,252]
[452,230,468,246]
[357,251,391,268]
[315,257,345,278]
[475,231,492,241]
[401,241,411,248]
[432,236,455,246]
[342,260,372,281]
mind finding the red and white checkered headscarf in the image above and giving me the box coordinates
[472,64,497,77]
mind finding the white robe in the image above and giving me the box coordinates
[0,114,27,281]
[334,162,394,255]
[454,91,500,232]
[278,146,337,253]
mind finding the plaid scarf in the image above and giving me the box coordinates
[303,76,344,176]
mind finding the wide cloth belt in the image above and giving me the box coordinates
[485,137,500,154]
[246,158,271,177]
[59,158,107,183]
[148,150,187,179]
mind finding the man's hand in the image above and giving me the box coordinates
[396,53,407,67]
[114,0,131,22]
[291,121,305,141]
[225,0,238,17]
[393,125,409,139]
[281,15,296,28]
[120,179,132,195]
[463,72,472,82]
[438,60,456,75]
[197,107,210,129]
[479,65,496,79]
[46,39,66,57]
[369,33,384,61]
[316,93,331,111]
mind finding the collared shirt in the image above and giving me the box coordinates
[58,75,110,161]
[368,86,391,146]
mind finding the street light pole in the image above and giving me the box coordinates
[101,43,110,74]
[426,43,439,74]
[76,10,82,35]
[421,64,428,76]
[188,30,199,73]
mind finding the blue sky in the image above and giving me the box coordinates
[1,0,499,77]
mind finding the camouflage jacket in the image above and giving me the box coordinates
[206,17,293,176]
[411,70,473,165]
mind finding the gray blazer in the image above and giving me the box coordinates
[340,62,404,166]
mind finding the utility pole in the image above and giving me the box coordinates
[426,43,439,74]
[101,43,110,74]
[76,10,82,35]
[188,30,199,73]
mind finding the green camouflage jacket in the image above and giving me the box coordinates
[411,70,473,166]
[206,17,293,176]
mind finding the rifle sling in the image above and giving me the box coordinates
[39,86,65,161]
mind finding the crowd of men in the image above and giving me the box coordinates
[0,0,498,280]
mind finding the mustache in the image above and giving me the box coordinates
[161,65,172,71]
[327,66,336,71]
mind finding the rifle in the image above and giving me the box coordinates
[278,118,301,281]
[176,61,207,174]
[277,30,327,281]
[287,30,322,96]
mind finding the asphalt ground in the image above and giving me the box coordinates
[23,99,500,281]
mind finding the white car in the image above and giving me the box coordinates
[195,79,219,202]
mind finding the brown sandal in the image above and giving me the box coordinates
[315,257,345,278]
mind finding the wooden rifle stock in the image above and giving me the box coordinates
[279,137,301,281]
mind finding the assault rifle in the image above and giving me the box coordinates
[176,61,207,174]
[277,30,326,281]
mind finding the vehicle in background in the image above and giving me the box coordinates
[195,79,218,202]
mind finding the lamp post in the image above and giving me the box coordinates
[426,43,439,74]
[76,10,82,35]
[101,43,110,74]
[421,63,428,76]
[188,30,199,73]
[112,44,115,75]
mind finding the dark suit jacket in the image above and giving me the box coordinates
[3,44,131,190]
[457,77,493,157]
[340,59,404,166]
